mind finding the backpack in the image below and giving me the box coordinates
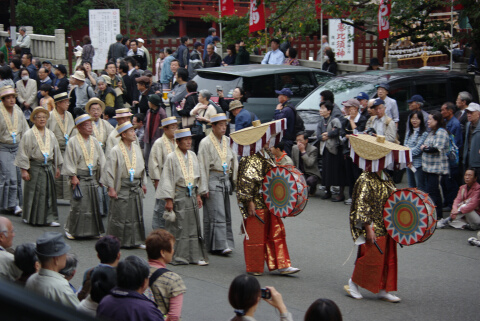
[147,268,170,314]
[285,105,305,135]
[447,133,459,166]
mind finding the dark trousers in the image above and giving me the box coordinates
[345,156,362,198]
[305,174,319,194]
[424,172,443,219]
[440,166,459,208]
[282,138,294,157]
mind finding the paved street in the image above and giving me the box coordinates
[6,179,480,321]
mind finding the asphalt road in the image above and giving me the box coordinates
[5,179,480,321]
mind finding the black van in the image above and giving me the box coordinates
[296,69,479,141]
[193,65,334,122]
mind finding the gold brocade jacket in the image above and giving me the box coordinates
[350,171,395,243]
[236,151,274,218]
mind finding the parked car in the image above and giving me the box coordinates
[296,69,479,141]
[192,65,334,122]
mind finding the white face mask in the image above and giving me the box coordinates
[22,75,29,81]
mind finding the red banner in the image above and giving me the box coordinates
[315,0,322,15]
[378,0,391,39]
[249,0,266,33]
[221,0,235,16]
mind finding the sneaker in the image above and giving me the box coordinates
[377,289,401,302]
[65,232,75,240]
[436,218,450,229]
[467,237,477,246]
[344,198,352,205]
[136,244,146,250]
[221,248,233,255]
[197,260,208,266]
[278,266,300,275]
[22,219,28,224]
[344,278,363,299]
[49,222,61,227]
[14,206,23,216]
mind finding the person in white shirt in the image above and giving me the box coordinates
[375,83,399,125]
[261,39,285,65]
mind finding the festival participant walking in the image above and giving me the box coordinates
[198,114,238,255]
[15,107,63,226]
[62,114,106,240]
[105,108,139,157]
[148,117,178,230]
[234,121,300,276]
[102,122,147,249]
[156,129,209,266]
[344,135,404,303]
[0,86,29,215]
[47,93,77,201]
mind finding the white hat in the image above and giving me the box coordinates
[466,103,480,112]
[137,38,145,43]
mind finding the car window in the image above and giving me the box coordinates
[296,77,377,111]
[313,72,333,85]
[243,75,276,98]
[388,84,413,112]
[192,73,241,98]
[276,73,315,98]
[413,81,448,108]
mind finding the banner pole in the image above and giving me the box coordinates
[320,7,323,64]
[218,0,223,42]
[264,1,268,52]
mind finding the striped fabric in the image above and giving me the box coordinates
[350,147,412,172]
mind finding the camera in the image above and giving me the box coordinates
[261,288,271,299]
[216,85,223,92]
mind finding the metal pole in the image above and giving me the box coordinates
[218,0,223,42]
[450,0,453,70]
[320,8,323,64]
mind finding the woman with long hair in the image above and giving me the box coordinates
[421,111,450,218]
[404,110,428,191]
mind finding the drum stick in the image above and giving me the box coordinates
[255,213,265,224]
[374,240,383,254]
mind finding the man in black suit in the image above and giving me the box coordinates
[123,57,141,106]
[203,44,222,68]
[456,91,473,136]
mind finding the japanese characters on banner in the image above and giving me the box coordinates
[378,0,391,39]
[89,9,121,70]
[249,0,266,33]
[328,19,354,61]
[221,0,235,16]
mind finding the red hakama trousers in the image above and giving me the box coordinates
[352,235,397,294]
[243,209,291,273]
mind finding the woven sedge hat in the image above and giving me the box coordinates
[349,134,411,172]
[30,107,50,122]
[85,98,106,113]
[114,108,133,119]
[74,114,92,128]
[174,128,193,139]
[161,116,177,128]
[0,86,17,98]
[229,118,287,156]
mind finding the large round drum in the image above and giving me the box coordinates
[262,165,308,218]
[383,188,437,246]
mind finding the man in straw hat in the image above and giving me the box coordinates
[0,86,29,216]
[156,128,209,265]
[70,70,95,115]
[235,121,300,276]
[344,134,403,303]
[149,116,178,230]
[15,107,63,226]
[229,100,258,132]
[47,92,77,202]
[143,94,167,171]
[105,108,139,157]
[197,113,238,255]
[26,232,80,308]
[101,121,147,249]
[62,113,106,240]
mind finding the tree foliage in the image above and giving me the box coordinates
[95,0,173,37]
[16,0,93,35]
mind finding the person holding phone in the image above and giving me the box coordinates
[228,274,293,321]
